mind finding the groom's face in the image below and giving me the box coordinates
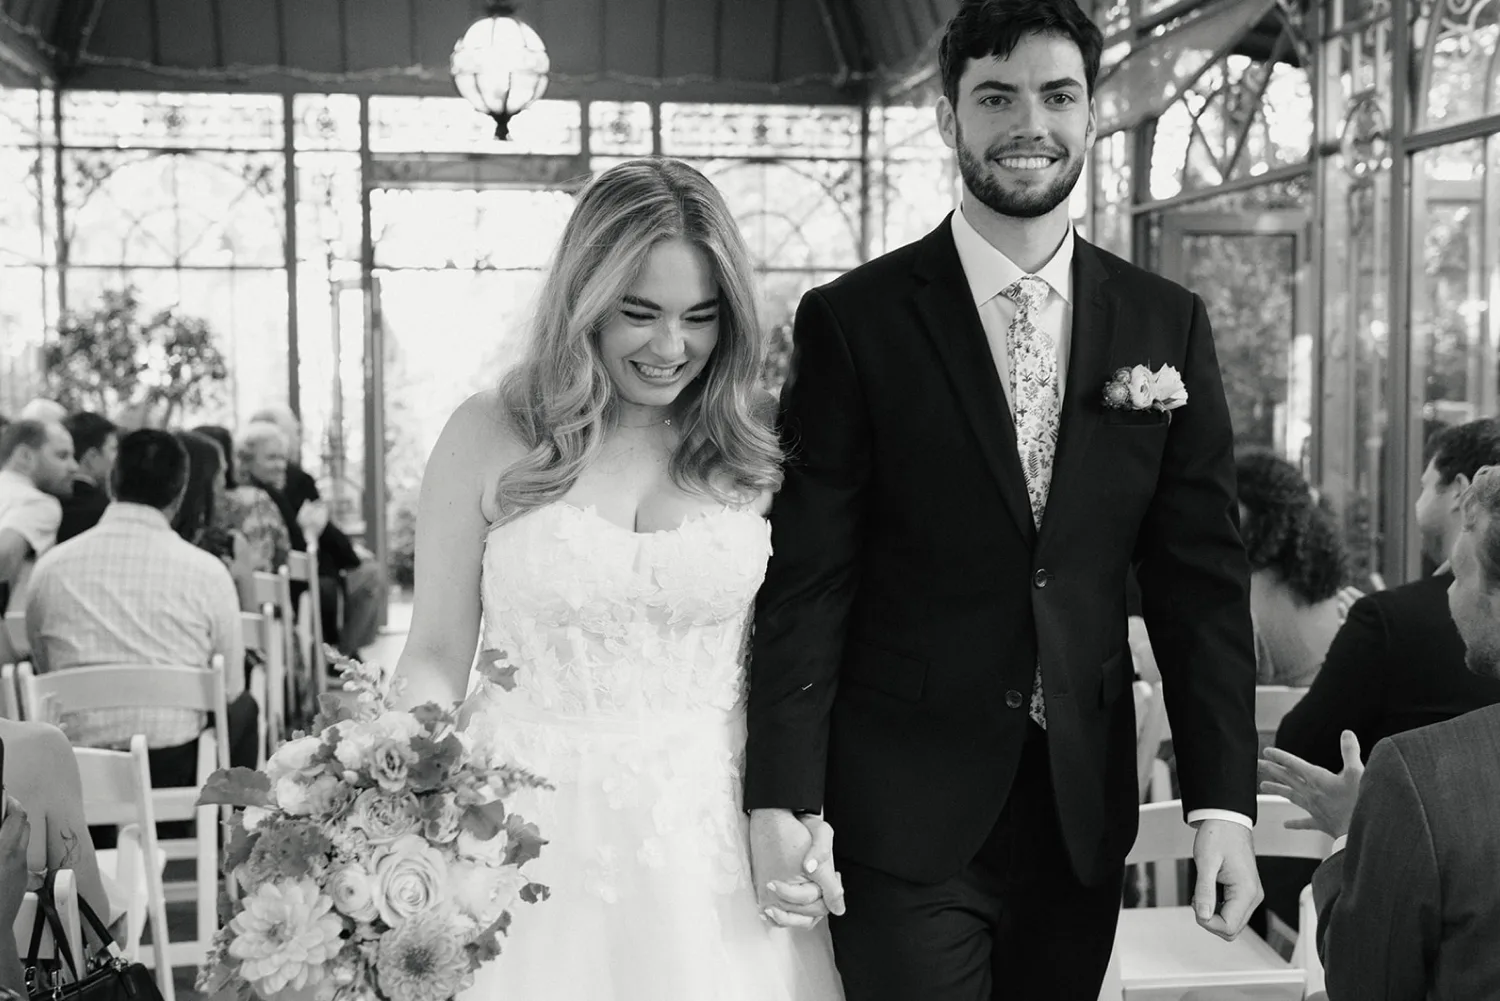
[937,32,1096,220]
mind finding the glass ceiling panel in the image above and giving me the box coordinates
[1095,0,1277,136]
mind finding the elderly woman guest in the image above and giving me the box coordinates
[193,424,290,575]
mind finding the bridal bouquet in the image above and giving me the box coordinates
[196,654,551,1001]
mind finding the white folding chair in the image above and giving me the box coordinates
[286,549,330,699]
[0,662,20,719]
[0,611,27,664]
[1102,794,1332,1000]
[17,661,229,970]
[73,735,173,1000]
[1256,684,1309,735]
[1133,681,1171,803]
[13,868,83,985]
[241,609,288,757]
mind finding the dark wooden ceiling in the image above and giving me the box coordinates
[1,0,1284,104]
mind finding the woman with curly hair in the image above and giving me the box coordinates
[1236,449,1350,686]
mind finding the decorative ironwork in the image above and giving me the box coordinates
[1416,0,1500,129]
[870,104,950,161]
[660,104,862,160]
[0,150,51,266]
[62,150,285,267]
[682,158,862,269]
[370,187,576,270]
[295,151,362,263]
[293,94,361,151]
[1339,93,1392,178]
[0,87,54,145]
[58,91,283,149]
[368,96,580,155]
[1150,54,1313,200]
[588,101,652,156]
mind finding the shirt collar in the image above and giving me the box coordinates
[100,502,174,531]
[950,203,1075,308]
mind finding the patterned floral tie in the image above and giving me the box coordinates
[1001,275,1057,729]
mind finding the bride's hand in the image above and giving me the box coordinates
[764,815,846,928]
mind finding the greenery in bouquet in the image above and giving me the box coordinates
[196,654,551,1001]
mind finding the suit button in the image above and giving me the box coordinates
[1033,568,1051,588]
[1005,690,1023,709]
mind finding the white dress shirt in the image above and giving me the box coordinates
[949,205,1252,833]
[0,467,62,610]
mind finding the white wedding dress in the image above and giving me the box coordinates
[459,501,844,1001]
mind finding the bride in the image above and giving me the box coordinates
[392,158,845,1000]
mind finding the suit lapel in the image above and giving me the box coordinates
[913,218,1037,545]
[1039,238,1116,545]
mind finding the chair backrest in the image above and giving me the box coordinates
[240,612,268,655]
[0,662,19,720]
[73,734,160,838]
[72,736,171,991]
[245,571,282,614]
[1255,685,1308,734]
[17,660,232,773]
[1127,795,1334,867]
[2,611,26,660]
[286,550,315,584]
[12,867,82,976]
[1134,682,1171,801]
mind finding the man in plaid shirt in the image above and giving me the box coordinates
[25,429,256,787]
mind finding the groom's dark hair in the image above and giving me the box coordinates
[939,0,1105,107]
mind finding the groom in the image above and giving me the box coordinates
[745,0,1261,997]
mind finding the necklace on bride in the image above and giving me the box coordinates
[618,414,674,429]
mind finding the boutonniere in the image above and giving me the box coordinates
[1103,363,1188,420]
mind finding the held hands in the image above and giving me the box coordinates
[748,809,846,930]
[1191,819,1262,941]
[1258,731,1364,839]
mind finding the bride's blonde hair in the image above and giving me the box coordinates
[493,158,782,524]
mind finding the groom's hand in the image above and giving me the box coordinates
[750,808,841,928]
[1191,819,1262,941]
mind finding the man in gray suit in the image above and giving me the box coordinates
[1260,464,1500,1000]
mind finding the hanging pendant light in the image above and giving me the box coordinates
[450,1,550,141]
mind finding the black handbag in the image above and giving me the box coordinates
[25,870,164,1001]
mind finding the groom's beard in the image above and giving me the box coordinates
[955,125,1084,220]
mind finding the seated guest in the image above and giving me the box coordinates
[1260,465,1500,1001]
[197,424,289,574]
[1237,450,1348,686]
[0,419,75,615]
[16,398,66,423]
[24,429,255,789]
[245,408,387,657]
[1277,418,1500,772]
[57,412,117,542]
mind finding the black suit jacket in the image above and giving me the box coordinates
[57,478,109,543]
[1313,705,1500,999]
[1275,572,1500,772]
[745,218,1258,886]
[257,464,360,574]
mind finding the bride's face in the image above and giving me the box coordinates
[597,237,721,411]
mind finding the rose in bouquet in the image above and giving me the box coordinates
[196,654,551,1001]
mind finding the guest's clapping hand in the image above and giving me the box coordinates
[1259,730,1364,839]
[297,500,329,541]
[1333,585,1365,623]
